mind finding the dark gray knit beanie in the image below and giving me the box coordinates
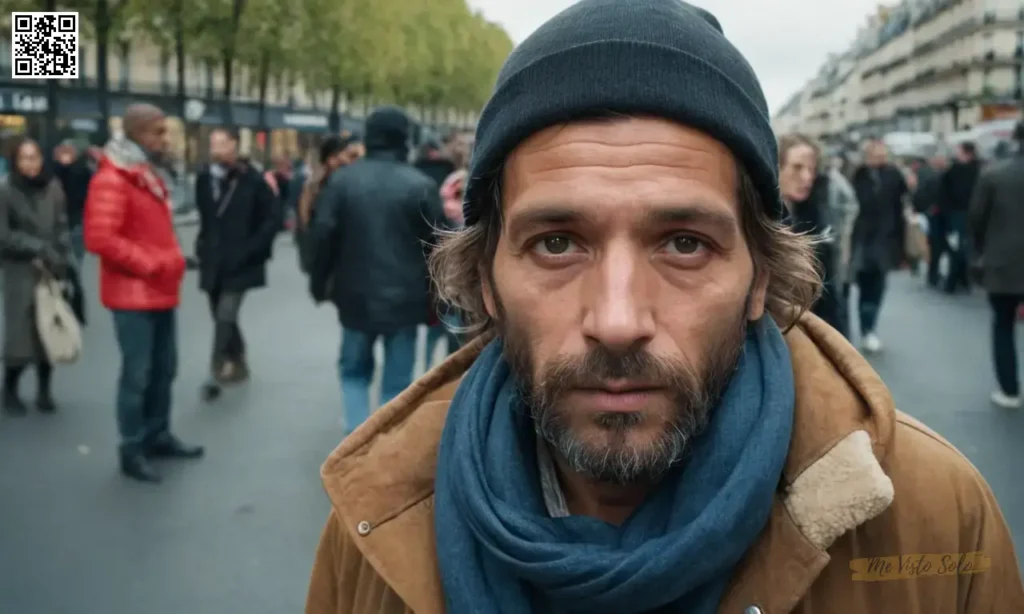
[463,0,781,225]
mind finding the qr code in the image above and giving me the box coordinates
[11,12,79,80]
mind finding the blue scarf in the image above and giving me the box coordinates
[434,317,795,613]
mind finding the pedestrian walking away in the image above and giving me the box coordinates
[305,1,1024,612]
[84,103,204,484]
[307,106,446,435]
[295,134,362,274]
[939,141,981,294]
[969,121,1024,409]
[849,139,910,353]
[194,128,281,402]
[0,136,72,415]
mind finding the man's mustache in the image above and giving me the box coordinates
[539,347,684,390]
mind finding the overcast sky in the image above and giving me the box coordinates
[467,0,882,114]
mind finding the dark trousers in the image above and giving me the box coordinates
[927,213,948,287]
[112,309,177,454]
[207,288,246,372]
[989,294,1023,397]
[945,211,971,293]
[811,248,848,337]
[812,281,847,338]
[856,268,887,335]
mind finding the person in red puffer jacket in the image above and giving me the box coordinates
[84,103,204,484]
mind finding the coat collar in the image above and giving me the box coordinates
[320,314,896,613]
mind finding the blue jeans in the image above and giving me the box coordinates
[111,309,177,454]
[339,326,418,433]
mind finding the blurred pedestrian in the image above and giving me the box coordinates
[849,139,909,353]
[916,153,949,287]
[194,128,281,402]
[416,139,461,361]
[414,139,456,188]
[51,140,94,264]
[295,134,361,273]
[307,106,445,435]
[968,122,1024,409]
[939,141,980,294]
[0,136,71,414]
[84,103,202,483]
[778,134,845,336]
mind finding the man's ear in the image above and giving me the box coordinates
[747,271,769,321]
[480,265,497,319]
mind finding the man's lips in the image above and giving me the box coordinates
[571,383,664,412]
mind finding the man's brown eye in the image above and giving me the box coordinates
[671,236,702,254]
[542,236,571,255]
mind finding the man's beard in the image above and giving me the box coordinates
[499,297,750,486]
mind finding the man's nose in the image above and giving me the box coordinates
[580,247,656,353]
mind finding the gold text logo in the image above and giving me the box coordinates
[850,552,991,581]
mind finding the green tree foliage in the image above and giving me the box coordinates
[236,0,303,127]
[0,0,513,131]
[296,0,512,124]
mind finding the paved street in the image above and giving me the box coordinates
[0,228,1022,613]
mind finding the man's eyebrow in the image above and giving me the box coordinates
[641,205,738,232]
[506,203,738,233]
[506,207,583,230]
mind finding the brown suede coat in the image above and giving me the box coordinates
[306,315,1024,613]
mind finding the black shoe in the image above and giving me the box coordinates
[2,389,26,416]
[36,394,57,413]
[120,454,162,483]
[147,433,205,459]
[200,382,222,402]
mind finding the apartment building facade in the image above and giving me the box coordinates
[773,0,1024,142]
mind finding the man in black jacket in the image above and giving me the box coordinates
[939,141,981,294]
[52,141,96,263]
[195,128,280,401]
[849,139,909,353]
[308,106,446,435]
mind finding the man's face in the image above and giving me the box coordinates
[54,144,75,165]
[865,141,888,167]
[209,131,237,164]
[137,116,168,156]
[485,117,765,485]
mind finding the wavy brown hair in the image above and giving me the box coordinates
[429,159,822,339]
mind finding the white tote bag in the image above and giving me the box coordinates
[34,265,82,365]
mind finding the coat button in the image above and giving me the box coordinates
[744,606,764,614]
[356,520,372,536]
